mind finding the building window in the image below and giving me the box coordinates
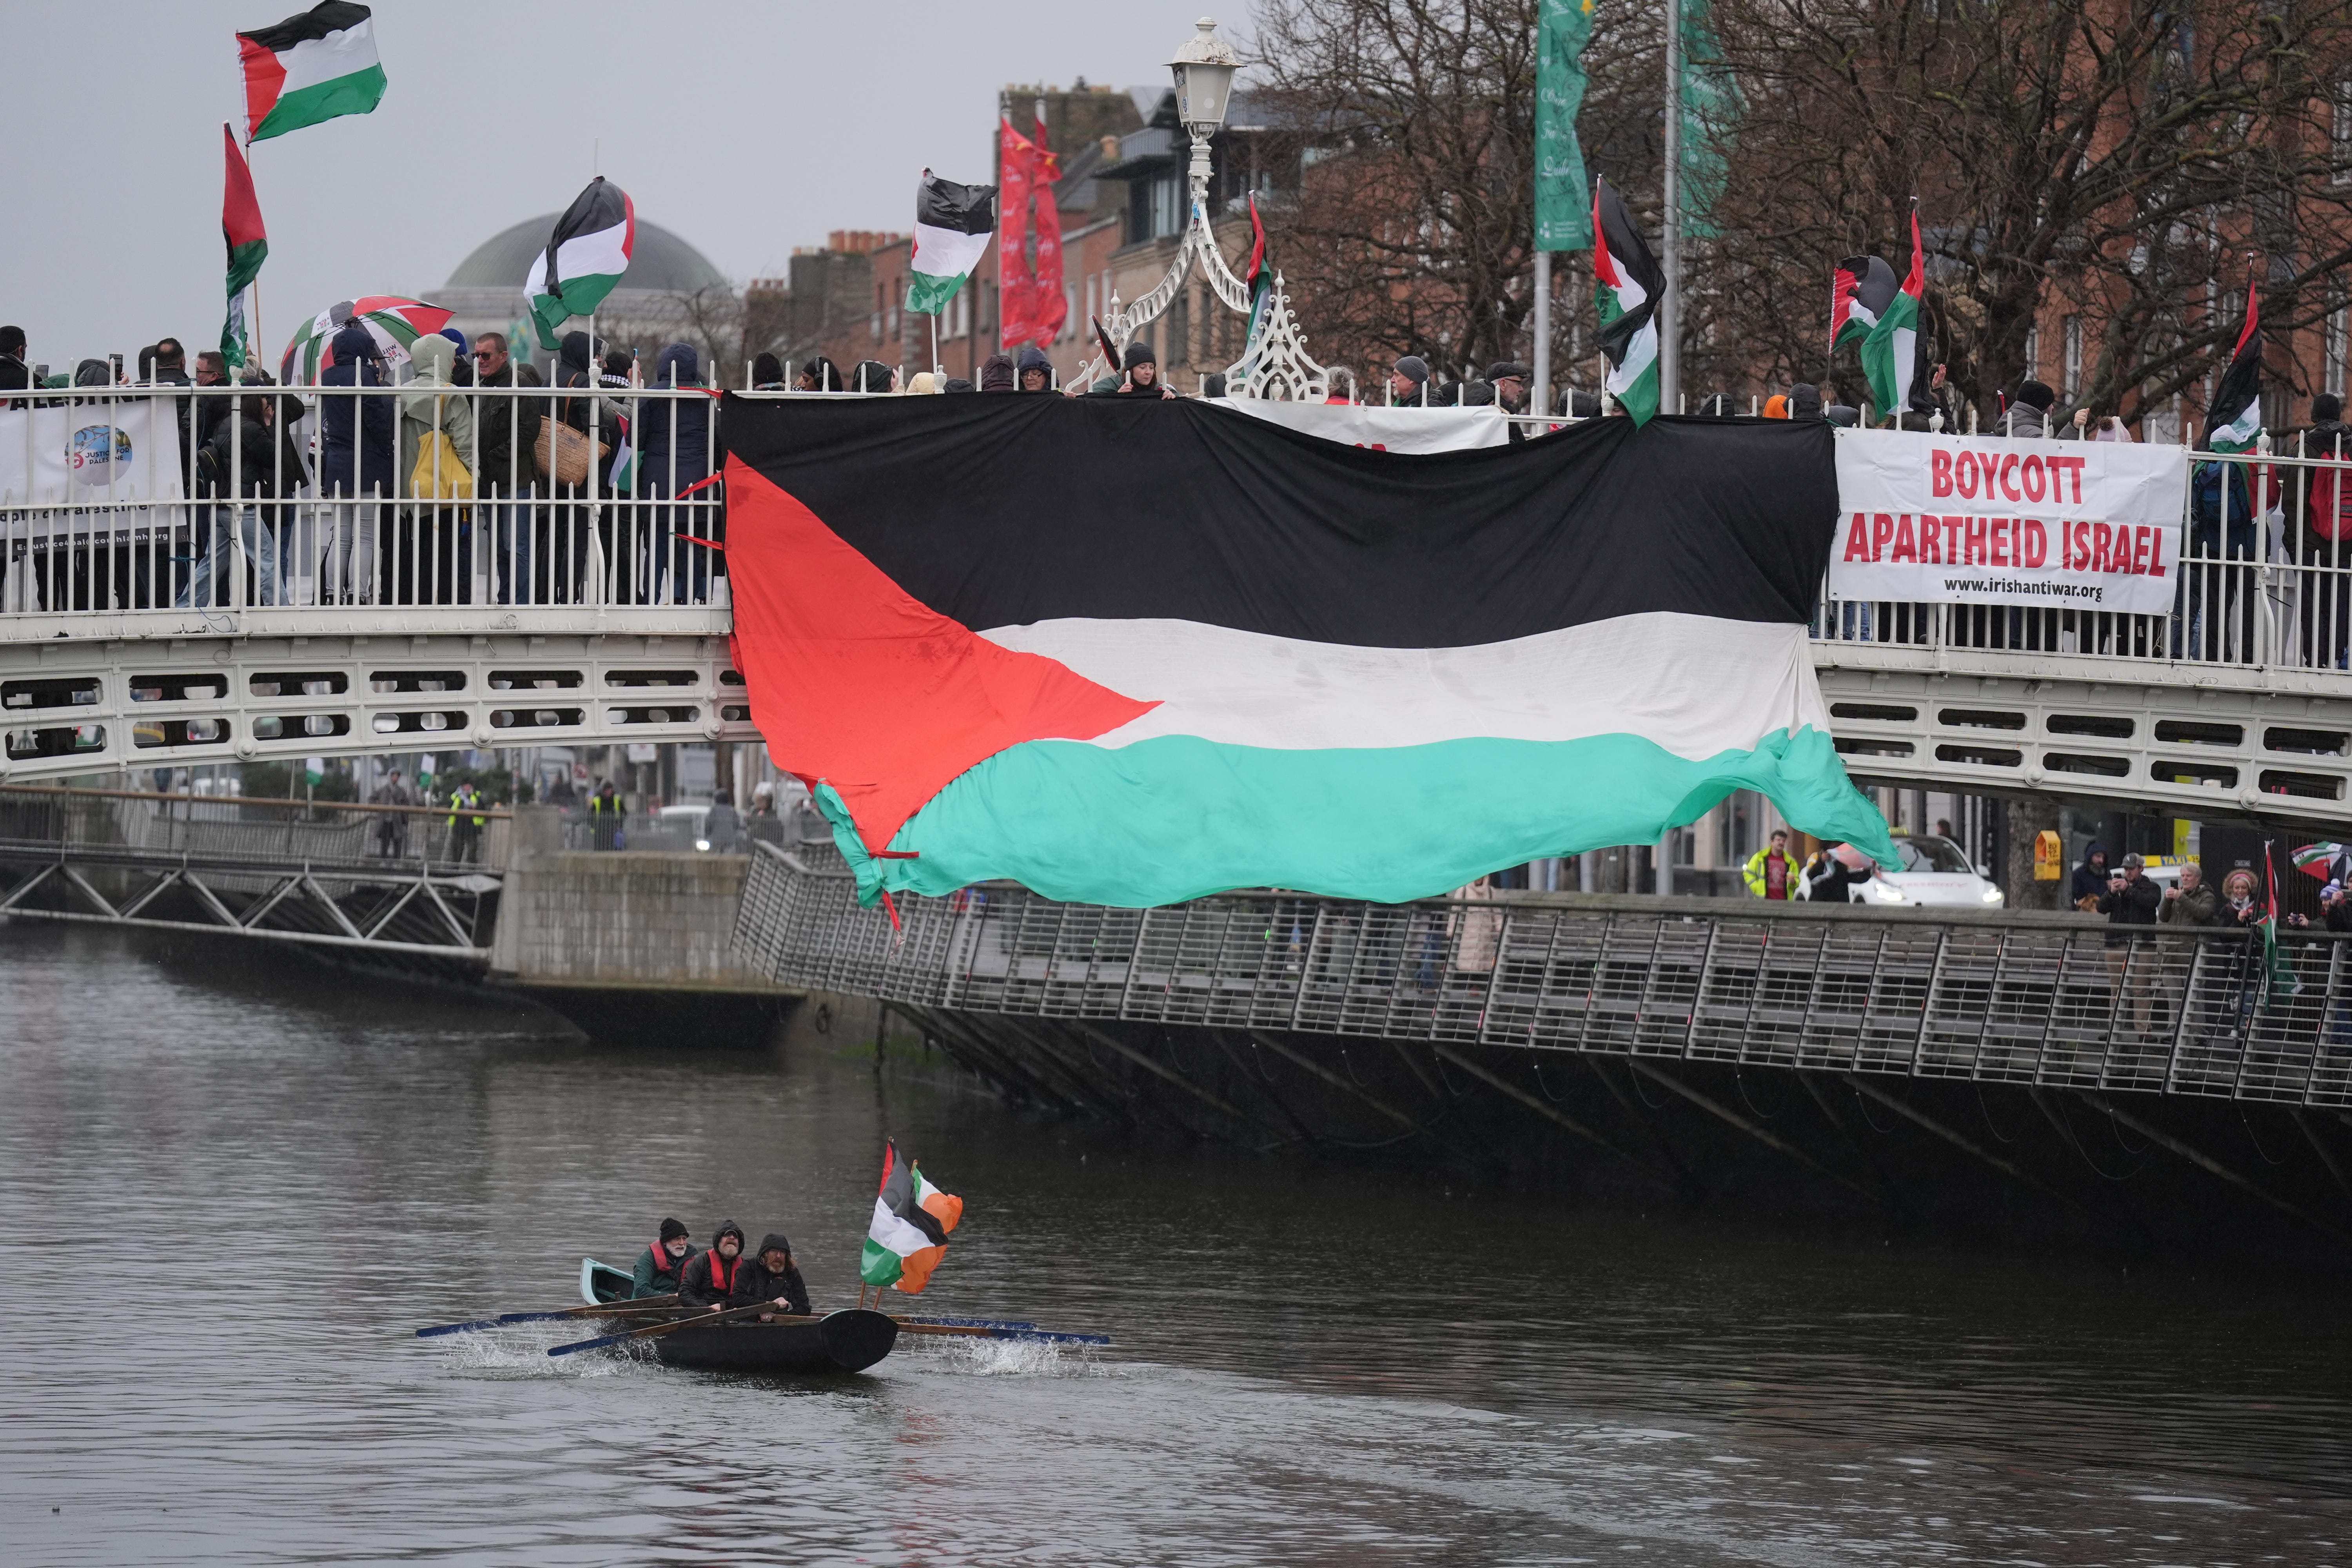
[2336,83,2352,187]
[1169,291,1191,372]
[2062,315,2082,400]
[1063,285,1078,341]
[1152,174,1183,238]
[2329,305,2347,399]
[2023,325,2040,380]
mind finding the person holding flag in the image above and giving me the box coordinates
[1858,203,1925,425]
[2188,272,2272,659]
[1590,176,1663,425]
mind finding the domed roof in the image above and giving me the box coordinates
[444,214,729,294]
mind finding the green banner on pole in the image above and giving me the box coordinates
[1535,0,1594,252]
[1678,0,1735,242]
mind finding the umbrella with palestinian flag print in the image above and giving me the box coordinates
[860,1140,963,1295]
[278,296,452,385]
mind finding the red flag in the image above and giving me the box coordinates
[997,116,1036,347]
[222,124,267,258]
[1029,108,1067,343]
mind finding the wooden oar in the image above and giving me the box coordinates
[548,1302,782,1357]
[416,1294,681,1337]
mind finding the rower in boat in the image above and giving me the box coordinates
[678,1221,748,1311]
[631,1218,695,1299]
[731,1234,811,1321]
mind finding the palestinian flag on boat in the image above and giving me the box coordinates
[2205,278,2263,454]
[719,395,1898,909]
[527,177,634,350]
[220,125,267,369]
[860,1142,963,1293]
[238,2,387,143]
[1591,177,1662,425]
[909,171,996,316]
[1858,208,1926,418]
[1830,254,1898,355]
[279,295,450,384]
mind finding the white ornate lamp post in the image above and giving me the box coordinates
[1083,17,1327,399]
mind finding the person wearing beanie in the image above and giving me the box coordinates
[1788,383,1823,420]
[631,1219,697,1299]
[2000,379,2054,438]
[731,1232,811,1319]
[1388,354,1430,403]
[942,376,976,393]
[979,351,1016,392]
[677,1221,748,1310]
[1081,339,1172,398]
[750,351,784,390]
[1016,344,1055,392]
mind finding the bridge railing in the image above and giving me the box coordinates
[0,381,731,629]
[0,782,511,871]
[736,842,2352,1109]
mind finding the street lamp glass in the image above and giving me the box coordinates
[1169,18,1239,132]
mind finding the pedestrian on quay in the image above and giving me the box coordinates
[1744,828,1797,900]
[446,780,485,864]
[2160,862,2226,927]
[589,778,622,851]
[2071,841,2111,911]
[2098,851,2161,1039]
[372,766,413,858]
[706,789,740,853]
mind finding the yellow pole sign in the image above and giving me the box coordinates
[2034,829,2062,880]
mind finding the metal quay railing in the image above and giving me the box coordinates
[0,781,512,873]
[735,841,2352,1110]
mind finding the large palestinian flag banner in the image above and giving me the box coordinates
[721,397,1895,908]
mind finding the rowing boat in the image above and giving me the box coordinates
[576,1256,899,1374]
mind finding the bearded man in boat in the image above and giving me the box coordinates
[630,1218,695,1299]
[677,1221,811,1321]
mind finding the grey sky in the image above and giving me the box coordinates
[0,1,1233,370]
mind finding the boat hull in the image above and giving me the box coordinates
[651,1309,900,1374]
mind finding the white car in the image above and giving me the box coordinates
[1802,834,2005,908]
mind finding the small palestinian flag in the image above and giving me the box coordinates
[2292,842,2349,881]
[1591,177,1662,425]
[1859,207,1924,418]
[1231,193,1272,376]
[2205,278,2263,454]
[2259,842,2303,1002]
[220,125,267,369]
[860,1141,964,1293]
[526,177,634,350]
[909,171,996,316]
[237,2,386,144]
[1830,254,1898,356]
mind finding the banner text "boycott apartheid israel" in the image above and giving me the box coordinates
[1829,430,2189,614]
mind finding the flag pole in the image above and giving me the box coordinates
[1533,250,1551,426]
[1660,0,1682,412]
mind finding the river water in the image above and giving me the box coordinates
[4,924,2350,1566]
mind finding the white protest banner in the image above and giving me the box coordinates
[1831,429,2188,614]
[1213,399,1511,451]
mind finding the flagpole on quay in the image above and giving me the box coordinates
[1660,0,1682,413]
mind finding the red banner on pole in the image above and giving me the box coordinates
[1029,109,1066,344]
[996,116,1035,347]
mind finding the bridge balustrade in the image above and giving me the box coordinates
[735,843,2352,1109]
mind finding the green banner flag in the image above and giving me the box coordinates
[1535,0,1595,252]
[1678,0,1735,242]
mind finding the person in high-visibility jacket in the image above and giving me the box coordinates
[447,782,486,864]
[1742,828,1796,900]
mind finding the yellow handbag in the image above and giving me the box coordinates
[410,409,474,501]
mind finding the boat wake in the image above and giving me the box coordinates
[426,1321,652,1380]
[905,1334,1114,1379]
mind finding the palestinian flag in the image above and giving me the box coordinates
[2205,278,2263,454]
[912,171,996,317]
[1858,208,1924,418]
[2294,842,2350,881]
[2259,842,2303,1002]
[526,177,634,350]
[238,2,386,144]
[1591,178,1662,425]
[1236,194,1272,367]
[1830,254,1898,356]
[860,1142,963,1293]
[278,295,450,385]
[220,125,267,369]
[718,395,1898,909]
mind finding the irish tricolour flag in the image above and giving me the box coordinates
[861,1142,963,1294]
[528,178,635,350]
[237,2,386,144]
[1591,177,1662,426]
[908,171,996,316]
[719,392,1898,909]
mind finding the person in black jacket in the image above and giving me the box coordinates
[644,343,713,604]
[468,332,541,604]
[731,1233,811,1319]
[0,324,31,407]
[2099,851,2162,1038]
[2070,842,2111,910]
[176,381,293,608]
[1080,341,1174,399]
[677,1221,749,1310]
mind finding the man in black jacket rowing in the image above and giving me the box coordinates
[677,1221,810,1319]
